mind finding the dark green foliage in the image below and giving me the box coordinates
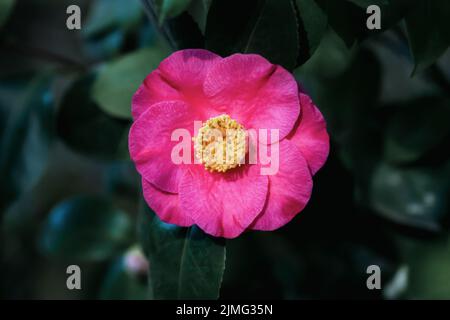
[206,0,299,70]
[405,0,450,74]
[56,75,131,161]
[0,76,54,210]
[39,195,132,261]
[139,204,226,299]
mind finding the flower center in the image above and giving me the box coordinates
[194,114,246,173]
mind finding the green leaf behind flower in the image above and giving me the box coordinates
[295,0,328,59]
[187,0,211,34]
[57,75,130,160]
[83,0,143,38]
[206,0,299,70]
[405,0,450,74]
[39,195,132,261]
[370,164,449,232]
[139,203,226,299]
[153,0,193,24]
[384,97,450,164]
[0,76,54,210]
[92,46,169,119]
[397,234,450,299]
[0,0,15,29]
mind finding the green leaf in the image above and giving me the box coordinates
[105,163,140,199]
[397,234,450,299]
[206,0,299,70]
[0,76,54,209]
[370,164,448,231]
[187,0,211,34]
[297,45,381,206]
[165,12,206,49]
[314,0,366,47]
[0,0,15,29]
[57,74,130,160]
[315,0,408,47]
[141,0,204,49]
[99,248,149,299]
[371,32,442,105]
[295,29,356,79]
[379,0,413,31]
[295,0,328,57]
[405,0,450,74]
[92,47,169,119]
[82,0,145,60]
[298,48,381,167]
[83,0,143,38]
[139,204,226,299]
[84,29,125,62]
[0,0,88,73]
[384,97,450,164]
[153,0,193,24]
[39,195,132,261]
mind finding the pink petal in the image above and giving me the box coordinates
[132,71,182,120]
[250,140,313,231]
[142,178,194,227]
[204,54,300,141]
[287,93,329,175]
[129,100,194,193]
[132,49,221,120]
[179,165,269,238]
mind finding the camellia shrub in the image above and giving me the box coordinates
[0,0,449,300]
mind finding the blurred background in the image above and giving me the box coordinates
[0,0,449,299]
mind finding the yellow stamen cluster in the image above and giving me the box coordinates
[194,114,246,173]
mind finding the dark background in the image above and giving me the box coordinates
[0,0,449,299]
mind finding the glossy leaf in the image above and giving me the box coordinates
[141,0,204,49]
[297,46,382,207]
[315,0,366,47]
[370,164,448,231]
[139,204,226,299]
[0,0,15,29]
[316,0,408,47]
[83,29,125,62]
[0,76,54,209]
[0,0,88,71]
[295,29,356,79]
[295,0,327,58]
[187,0,211,34]
[299,47,382,172]
[384,97,450,164]
[153,0,193,24]
[169,12,206,49]
[39,195,132,261]
[405,0,450,74]
[83,0,143,38]
[92,46,169,119]
[397,235,450,299]
[371,31,442,105]
[206,0,299,70]
[57,75,130,160]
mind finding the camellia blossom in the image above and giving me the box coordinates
[129,49,329,238]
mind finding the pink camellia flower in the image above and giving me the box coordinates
[129,49,329,239]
